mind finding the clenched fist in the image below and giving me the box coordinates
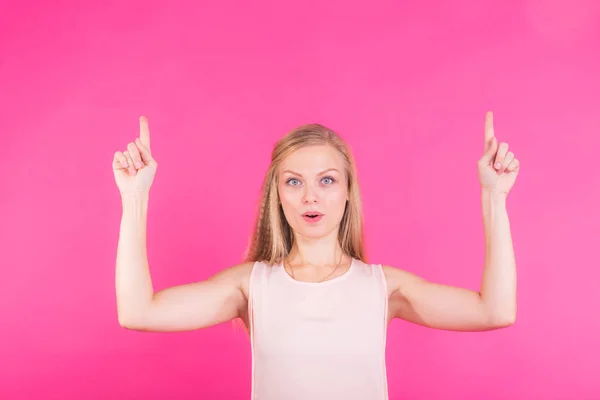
[112,116,158,196]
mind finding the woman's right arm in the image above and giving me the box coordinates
[113,116,252,332]
[116,193,252,332]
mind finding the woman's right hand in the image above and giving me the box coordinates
[112,116,158,197]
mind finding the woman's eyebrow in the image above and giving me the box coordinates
[282,168,339,177]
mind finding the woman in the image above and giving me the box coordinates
[113,112,519,399]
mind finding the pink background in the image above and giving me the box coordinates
[1,1,599,399]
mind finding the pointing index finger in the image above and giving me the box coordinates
[484,111,494,152]
[139,116,151,151]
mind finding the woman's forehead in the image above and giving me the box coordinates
[280,145,344,172]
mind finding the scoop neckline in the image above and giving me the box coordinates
[280,257,356,286]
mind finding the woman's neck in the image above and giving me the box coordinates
[288,231,345,267]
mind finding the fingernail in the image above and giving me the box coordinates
[136,162,143,168]
[495,162,501,169]
[121,161,128,168]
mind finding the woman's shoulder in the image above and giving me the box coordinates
[380,264,428,296]
[220,260,255,279]
[230,260,274,298]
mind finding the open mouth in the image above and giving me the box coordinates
[302,212,323,223]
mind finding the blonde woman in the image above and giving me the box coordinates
[113,112,519,399]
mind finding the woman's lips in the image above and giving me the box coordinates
[302,213,323,223]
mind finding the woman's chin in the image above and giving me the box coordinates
[293,223,338,240]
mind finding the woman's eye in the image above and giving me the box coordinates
[286,177,335,186]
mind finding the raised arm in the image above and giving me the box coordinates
[113,116,252,332]
[385,112,519,332]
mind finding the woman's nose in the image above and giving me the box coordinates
[302,186,319,204]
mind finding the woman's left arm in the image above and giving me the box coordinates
[478,188,516,327]
[386,111,520,332]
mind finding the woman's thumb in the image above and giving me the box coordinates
[481,136,498,164]
[135,138,156,166]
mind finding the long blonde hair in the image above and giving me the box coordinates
[243,123,367,265]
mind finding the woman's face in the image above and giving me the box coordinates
[278,145,349,239]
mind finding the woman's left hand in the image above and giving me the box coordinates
[478,111,520,196]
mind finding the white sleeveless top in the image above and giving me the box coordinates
[248,257,389,399]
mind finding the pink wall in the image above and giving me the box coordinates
[1,1,599,399]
